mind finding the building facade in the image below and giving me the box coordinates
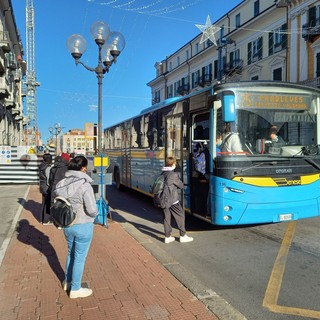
[60,124,96,155]
[0,0,25,147]
[147,0,320,103]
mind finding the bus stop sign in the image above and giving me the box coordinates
[93,155,109,168]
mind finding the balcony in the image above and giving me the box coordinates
[177,84,189,95]
[224,59,243,76]
[5,91,17,109]
[198,74,212,87]
[0,31,10,52]
[299,77,320,88]
[11,108,20,116]
[302,17,320,41]
[0,77,9,99]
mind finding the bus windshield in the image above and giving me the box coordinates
[217,88,318,156]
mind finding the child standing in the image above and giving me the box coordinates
[161,156,193,244]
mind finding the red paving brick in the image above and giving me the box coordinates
[0,185,219,319]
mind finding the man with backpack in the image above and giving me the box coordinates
[156,156,193,244]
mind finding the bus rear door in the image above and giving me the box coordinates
[121,123,131,188]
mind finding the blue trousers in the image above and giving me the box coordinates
[64,223,94,291]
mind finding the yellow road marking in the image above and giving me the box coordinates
[263,221,320,318]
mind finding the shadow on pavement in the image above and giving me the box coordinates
[16,219,65,282]
[18,198,42,223]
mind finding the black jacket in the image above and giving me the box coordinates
[39,161,50,195]
[49,156,69,197]
[161,169,184,208]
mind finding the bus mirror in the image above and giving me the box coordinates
[222,93,236,122]
[310,99,317,115]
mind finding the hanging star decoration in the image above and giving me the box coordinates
[195,15,221,46]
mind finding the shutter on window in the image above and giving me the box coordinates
[309,6,316,28]
[248,42,252,64]
[214,60,218,79]
[269,32,273,55]
[258,36,263,60]
[316,52,320,77]
[230,51,234,67]
[281,23,288,50]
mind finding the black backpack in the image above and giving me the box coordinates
[50,196,76,228]
[51,178,85,228]
[152,172,170,208]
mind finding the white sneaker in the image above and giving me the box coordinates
[69,287,93,299]
[164,236,175,244]
[180,234,193,243]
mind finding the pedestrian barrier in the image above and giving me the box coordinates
[0,146,55,184]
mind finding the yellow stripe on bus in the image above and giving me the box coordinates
[233,173,320,187]
[232,177,278,186]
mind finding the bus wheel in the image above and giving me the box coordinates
[115,169,123,191]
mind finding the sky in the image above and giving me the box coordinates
[11,0,242,143]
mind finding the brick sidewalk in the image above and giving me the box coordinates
[0,185,219,320]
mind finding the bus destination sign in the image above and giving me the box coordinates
[236,92,310,110]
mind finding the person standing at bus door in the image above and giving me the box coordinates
[39,153,53,224]
[53,155,98,299]
[221,122,243,152]
[161,156,194,244]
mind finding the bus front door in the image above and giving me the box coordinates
[165,114,185,207]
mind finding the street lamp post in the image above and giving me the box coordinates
[66,21,125,227]
[49,123,62,155]
[66,21,125,155]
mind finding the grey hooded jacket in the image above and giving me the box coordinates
[53,170,98,224]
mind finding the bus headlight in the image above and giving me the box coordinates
[224,205,231,212]
[223,215,231,221]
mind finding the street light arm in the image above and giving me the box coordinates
[75,59,96,73]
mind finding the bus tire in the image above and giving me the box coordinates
[115,168,123,191]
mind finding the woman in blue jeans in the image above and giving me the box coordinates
[53,155,98,299]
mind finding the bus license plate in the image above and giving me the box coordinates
[279,214,292,221]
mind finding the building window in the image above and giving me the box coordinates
[195,43,199,54]
[167,84,173,98]
[220,25,224,41]
[235,13,241,28]
[185,49,189,60]
[248,37,263,65]
[251,75,259,80]
[177,56,180,66]
[254,0,260,16]
[230,49,240,68]
[273,67,282,81]
[192,70,200,88]
[214,60,218,79]
[169,61,172,71]
[153,90,160,104]
[269,24,287,55]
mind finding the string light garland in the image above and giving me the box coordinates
[89,0,306,35]
[89,0,204,16]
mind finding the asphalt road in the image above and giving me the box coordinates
[106,185,320,320]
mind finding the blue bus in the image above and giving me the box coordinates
[104,81,320,225]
